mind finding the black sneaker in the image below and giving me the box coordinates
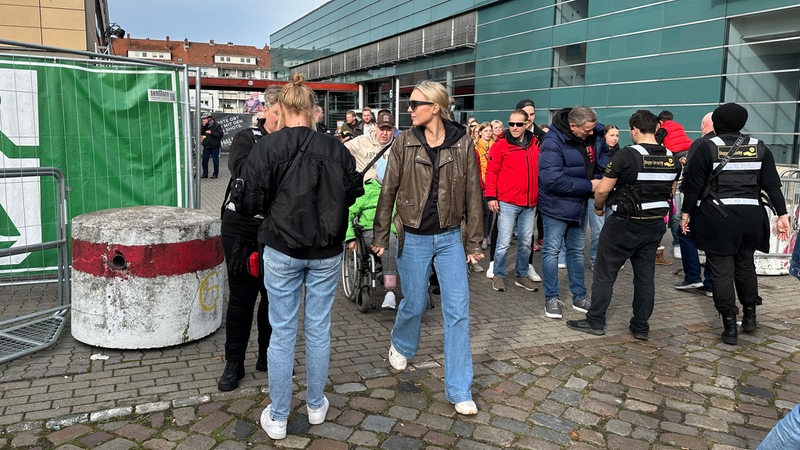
[566,319,605,336]
[674,280,703,290]
[629,326,649,340]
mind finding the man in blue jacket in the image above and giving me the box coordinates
[538,106,608,319]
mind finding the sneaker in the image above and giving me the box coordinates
[470,262,484,273]
[558,263,567,269]
[307,396,329,425]
[381,291,397,310]
[210,175,218,179]
[566,319,605,336]
[674,280,703,290]
[527,264,542,282]
[545,297,564,319]
[454,400,478,415]
[515,276,538,292]
[673,246,682,259]
[388,343,407,371]
[696,287,713,298]
[572,296,591,313]
[629,325,648,340]
[485,261,494,279]
[492,276,506,292]
[260,405,287,440]
[200,175,208,179]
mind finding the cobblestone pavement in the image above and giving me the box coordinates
[2,154,799,449]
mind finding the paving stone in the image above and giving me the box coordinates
[472,424,515,446]
[606,434,650,450]
[686,413,730,432]
[393,422,427,438]
[361,415,396,433]
[334,383,367,394]
[530,412,576,433]
[548,387,583,406]
[215,441,247,450]
[661,432,711,449]
[219,419,253,441]
[449,420,474,438]
[141,438,176,450]
[47,424,93,445]
[387,405,418,421]
[423,430,457,447]
[605,419,632,436]
[307,438,348,450]
[381,435,422,450]
[348,430,379,447]
[360,368,391,379]
[190,411,233,434]
[308,422,353,441]
[529,425,571,445]
[92,437,138,450]
[417,413,453,431]
[565,376,588,391]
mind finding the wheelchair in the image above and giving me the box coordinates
[341,220,435,313]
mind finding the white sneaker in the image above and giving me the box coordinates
[307,396,329,425]
[381,291,396,310]
[388,343,407,370]
[673,246,682,259]
[260,405,287,440]
[485,261,494,279]
[558,263,567,269]
[527,264,542,282]
[454,400,478,415]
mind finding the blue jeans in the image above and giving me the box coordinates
[758,403,800,449]
[586,198,606,266]
[202,146,220,177]
[679,230,712,290]
[542,214,587,301]
[393,228,473,404]
[493,202,536,278]
[262,245,341,420]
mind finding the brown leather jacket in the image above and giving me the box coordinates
[373,127,483,256]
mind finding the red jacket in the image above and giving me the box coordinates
[484,130,539,207]
[660,120,693,153]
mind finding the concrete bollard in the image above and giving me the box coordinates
[71,206,226,349]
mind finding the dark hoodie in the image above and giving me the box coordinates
[411,119,467,234]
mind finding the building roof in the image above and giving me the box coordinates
[110,36,270,69]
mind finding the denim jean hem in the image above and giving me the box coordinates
[390,334,415,359]
[446,391,473,404]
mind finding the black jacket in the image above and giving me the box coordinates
[241,127,360,259]
[222,126,266,238]
[201,119,224,148]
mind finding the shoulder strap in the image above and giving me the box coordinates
[274,129,315,199]
[359,141,393,178]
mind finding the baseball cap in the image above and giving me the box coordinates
[377,111,394,129]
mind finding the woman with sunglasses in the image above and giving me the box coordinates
[372,80,484,416]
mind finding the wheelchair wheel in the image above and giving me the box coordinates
[341,245,360,301]
[356,286,371,313]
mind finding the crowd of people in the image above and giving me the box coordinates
[220,77,790,441]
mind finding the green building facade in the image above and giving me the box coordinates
[271,0,800,163]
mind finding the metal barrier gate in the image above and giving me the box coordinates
[754,169,800,275]
[0,167,69,364]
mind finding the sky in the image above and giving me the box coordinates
[107,0,329,47]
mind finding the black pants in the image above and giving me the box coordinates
[221,233,271,362]
[586,215,665,334]
[706,249,761,317]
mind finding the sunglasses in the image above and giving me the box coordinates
[408,100,435,111]
[507,122,526,128]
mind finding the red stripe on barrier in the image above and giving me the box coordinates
[72,238,224,278]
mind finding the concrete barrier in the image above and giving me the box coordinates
[71,206,225,349]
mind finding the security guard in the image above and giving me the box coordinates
[680,103,789,345]
[567,109,679,340]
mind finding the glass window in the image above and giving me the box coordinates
[552,43,586,87]
[725,7,800,163]
[555,0,588,24]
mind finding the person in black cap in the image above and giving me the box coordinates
[515,99,546,145]
[200,112,224,178]
[680,102,789,345]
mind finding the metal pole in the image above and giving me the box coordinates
[181,65,195,209]
[195,69,202,206]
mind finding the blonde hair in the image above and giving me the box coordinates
[476,121,492,135]
[278,74,316,127]
[413,80,452,122]
[263,86,281,108]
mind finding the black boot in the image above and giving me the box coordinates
[217,361,245,391]
[721,315,738,345]
[742,305,757,333]
[256,352,268,372]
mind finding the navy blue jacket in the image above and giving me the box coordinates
[538,108,609,223]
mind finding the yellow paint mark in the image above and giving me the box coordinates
[199,269,221,312]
